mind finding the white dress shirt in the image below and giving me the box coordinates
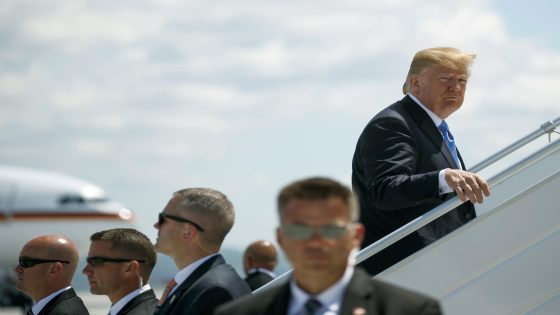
[108,284,152,315]
[169,253,219,296]
[31,286,71,315]
[287,266,354,315]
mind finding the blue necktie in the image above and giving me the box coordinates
[438,120,461,169]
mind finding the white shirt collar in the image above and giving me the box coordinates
[287,266,354,315]
[408,93,443,127]
[109,284,152,315]
[31,286,71,315]
[247,268,276,279]
[171,253,218,295]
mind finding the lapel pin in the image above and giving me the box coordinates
[352,307,366,315]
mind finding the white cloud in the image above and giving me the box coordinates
[1,0,559,251]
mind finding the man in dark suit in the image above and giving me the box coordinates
[153,188,251,315]
[243,240,278,291]
[82,228,158,315]
[352,47,491,275]
[216,177,442,315]
[15,235,89,315]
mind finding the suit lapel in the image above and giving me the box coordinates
[156,254,224,314]
[401,96,459,169]
[117,289,156,315]
[339,269,378,315]
[38,288,76,315]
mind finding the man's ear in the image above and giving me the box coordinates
[182,225,195,240]
[353,223,365,248]
[49,262,63,274]
[125,260,140,273]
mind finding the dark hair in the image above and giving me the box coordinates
[90,228,156,280]
[277,177,358,222]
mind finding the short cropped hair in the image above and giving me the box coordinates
[90,228,156,280]
[403,47,476,94]
[277,177,359,222]
[173,188,235,250]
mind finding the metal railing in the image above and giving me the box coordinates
[469,117,560,173]
[255,117,560,293]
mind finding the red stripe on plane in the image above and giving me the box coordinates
[0,212,126,222]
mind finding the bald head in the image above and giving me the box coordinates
[16,235,79,300]
[243,240,278,274]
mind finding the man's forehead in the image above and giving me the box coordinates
[430,65,467,76]
[20,245,41,256]
[89,240,115,253]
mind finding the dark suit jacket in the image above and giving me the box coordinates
[154,254,251,315]
[215,268,442,315]
[37,287,89,315]
[116,289,158,315]
[352,95,476,275]
[245,270,274,291]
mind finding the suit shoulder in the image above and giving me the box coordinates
[215,285,284,315]
[200,263,250,292]
[371,279,442,314]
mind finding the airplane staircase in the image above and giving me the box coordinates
[257,117,560,315]
[369,117,560,314]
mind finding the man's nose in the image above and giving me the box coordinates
[448,79,462,91]
[82,265,91,275]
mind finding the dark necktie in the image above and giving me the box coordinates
[304,298,322,315]
[26,309,33,315]
[438,120,461,168]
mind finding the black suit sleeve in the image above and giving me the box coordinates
[356,116,441,211]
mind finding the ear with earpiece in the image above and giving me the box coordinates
[125,260,140,273]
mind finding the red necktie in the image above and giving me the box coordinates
[159,279,177,305]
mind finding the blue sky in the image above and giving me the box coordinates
[1,0,559,256]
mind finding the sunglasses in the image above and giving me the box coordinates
[19,256,70,268]
[280,223,353,240]
[86,256,146,267]
[158,212,205,231]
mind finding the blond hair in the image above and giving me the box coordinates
[403,47,476,94]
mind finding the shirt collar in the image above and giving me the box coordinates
[32,286,71,315]
[109,284,152,315]
[247,268,276,279]
[172,253,218,295]
[408,93,443,127]
[287,265,354,315]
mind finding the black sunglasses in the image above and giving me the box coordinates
[86,256,146,267]
[280,223,353,240]
[19,256,70,268]
[158,212,205,231]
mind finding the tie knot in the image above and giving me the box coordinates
[438,120,449,132]
[304,298,322,315]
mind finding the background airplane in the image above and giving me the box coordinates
[0,165,136,268]
[0,165,136,308]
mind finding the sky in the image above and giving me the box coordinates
[1,0,559,258]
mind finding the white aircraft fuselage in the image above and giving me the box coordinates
[0,166,135,269]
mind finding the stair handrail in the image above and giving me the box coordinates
[469,117,559,173]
